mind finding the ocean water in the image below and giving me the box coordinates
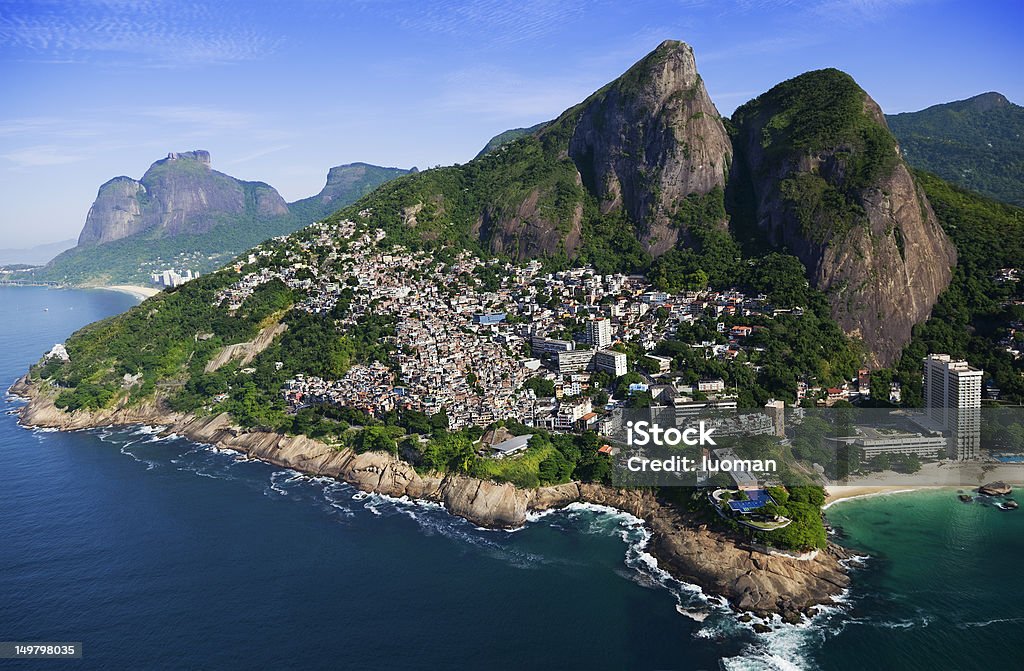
[0,286,1019,670]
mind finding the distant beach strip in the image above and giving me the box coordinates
[99,285,161,301]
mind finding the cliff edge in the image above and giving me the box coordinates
[11,376,849,619]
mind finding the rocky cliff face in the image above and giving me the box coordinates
[470,39,731,260]
[565,40,732,255]
[77,150,290,246]
[731,70,956,366]
[79,176,148,244]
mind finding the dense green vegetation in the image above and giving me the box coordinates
[887,93,1024,207]
[46,270,257,410]
[656,295,859,408]
[755,486,828,551]
[734,69,898,188]
[474,122,550,158]
[732,69,899,243]
[895,172,1024,404]
[464,428,611,489]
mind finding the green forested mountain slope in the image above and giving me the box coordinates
[729,68,955,367]
[894,172,1024,404]
[886,92,1024,206]
[474,122,550,158]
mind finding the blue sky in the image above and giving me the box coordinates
[1,0,1021,247]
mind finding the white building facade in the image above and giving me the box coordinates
[923,354,983,460]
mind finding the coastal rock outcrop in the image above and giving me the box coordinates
[979,481,1012,496]
[11,376,852,617]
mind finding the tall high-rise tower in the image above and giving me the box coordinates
[586,317,612,349]
[923,354,983,459]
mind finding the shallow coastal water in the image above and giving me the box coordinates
[817,489,1024,669]
[1,286,1020,670]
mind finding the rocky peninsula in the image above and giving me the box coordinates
[9,375,851,621]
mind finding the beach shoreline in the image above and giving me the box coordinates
[98,285,161,300]
[824,459,1024,509]
[823,485,937,509]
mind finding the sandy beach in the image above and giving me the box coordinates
[825,460,1024,508]
[100,285,161,300]
[823,485,938,509]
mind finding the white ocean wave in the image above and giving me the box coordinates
[957,616,1024,629]
[130,425,165,436]
[717,578,864,670]
[555,502,725,625]
[524,507,558,523]
[267,469,303,496]
[839,555,869,569]
[119,442,159,470]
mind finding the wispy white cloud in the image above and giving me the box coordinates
[436,65,602,121]
[0,0,279,66]
[379,0,589,45]
[1,144,87,167]
[222,143,292,166]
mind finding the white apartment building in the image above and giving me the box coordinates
[585,317,613,349]
[557,349,596,374]
[152,268,198,288]
[830,428,948,459]
[594,349,628,377]
[698,378,727,393]
[923,354,983,459]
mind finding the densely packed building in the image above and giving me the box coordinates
[212,217,812,431]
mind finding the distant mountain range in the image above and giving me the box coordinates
[0,239,75,266]
[886,92,1024,206]
[31,153,412,285]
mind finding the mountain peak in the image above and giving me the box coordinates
[731,69,956,366]
[557,37,729,255]
[78,149,285,247]
[652,38,688,55]
[298,163,412,207]
[884,91,1023,206]
[160,150,212,167]
[962,91,1011,112]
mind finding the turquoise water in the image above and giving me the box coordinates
[1,286,1020,669]
[816,490,1023,669]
